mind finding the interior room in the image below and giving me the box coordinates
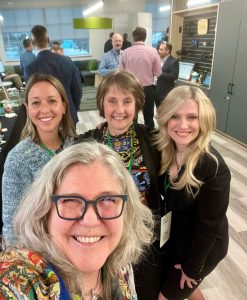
[0,0,246,299]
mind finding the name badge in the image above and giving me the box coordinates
[160,212,172,248]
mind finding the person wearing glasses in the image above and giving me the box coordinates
[76,71,162,300]
[0,142,154,299]
[2,73,75,245]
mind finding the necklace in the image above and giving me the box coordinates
[83,270,103,300]
[106,129,133,173]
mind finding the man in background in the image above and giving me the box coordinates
[99,33,123,76]
[20,38,36,83]
[26,25,82,125]
[121,33,131,50]
[120,27,161,129]
[155,42,179,107]
[104,32,114,53]
[51,41,64,55]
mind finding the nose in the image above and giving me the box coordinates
[116,101,125,113]
[78,203,100,226]
[40,102,50,114]
[179,117,188,128]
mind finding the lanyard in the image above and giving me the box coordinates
[40,139,64,157]
[107,129,133,173]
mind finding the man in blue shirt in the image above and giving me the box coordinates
[20,38,36,83]
[99,33,123,76]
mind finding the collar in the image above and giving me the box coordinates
[36,48,51,54]
[133,41,145,46]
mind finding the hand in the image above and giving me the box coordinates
[174,264,198,289]
[158,292,168,300]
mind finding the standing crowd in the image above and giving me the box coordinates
[0,25,230,300]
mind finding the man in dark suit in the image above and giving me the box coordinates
[155,42,179,107]
[26,25,82,124]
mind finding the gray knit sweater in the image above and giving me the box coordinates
[2,137,73,245]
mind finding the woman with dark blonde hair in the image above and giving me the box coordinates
[77,70,162,300]
[0,142,154,299]
[2,73,75,245]
[156,86,230,300]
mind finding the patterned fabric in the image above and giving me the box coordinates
[0,249,137,300]
[102,125,150,204]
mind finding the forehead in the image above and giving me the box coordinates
[113,35,123,41]
[105,84,133,97]
[159,44,167,51]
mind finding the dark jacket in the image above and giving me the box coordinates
[156,55,179,102]
[26,50,82,124]
[159,147,230,283]
[104,39,113,53]
[76,122,161,212]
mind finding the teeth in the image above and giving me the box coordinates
[75,236,101,243]
[113,116,125,120]
[176,131,190,136]
[40,117,52,122]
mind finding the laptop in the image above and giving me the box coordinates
[178,62,195,81]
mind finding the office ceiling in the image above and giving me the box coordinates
[0,0,170,10]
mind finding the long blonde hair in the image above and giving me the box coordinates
[13,142,154,298]
[155,86,218,196]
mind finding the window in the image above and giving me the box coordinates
[1,7,90,61]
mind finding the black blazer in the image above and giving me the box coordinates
[26,50,82,124]
[159,148,230,280]
[156,55,179,102]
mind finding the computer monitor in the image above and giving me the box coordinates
[178,61,195,81]
[0,62,5,73]
[203,72,211,87]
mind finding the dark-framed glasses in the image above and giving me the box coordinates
[51,194,128,221]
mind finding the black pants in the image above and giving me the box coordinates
[143,85,155,129]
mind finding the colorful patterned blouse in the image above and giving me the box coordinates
[102,125,151,205]
[0,249,137,299]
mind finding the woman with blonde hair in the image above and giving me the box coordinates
[155,86,230,300]
[0,142,154,299]
[2,73,75,245]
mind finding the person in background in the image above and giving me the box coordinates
[20,38,36,83]
[121,33,132,50]
[77,71,162,300]
[2,73,75,245]
[155,42,179,107]
[51,41,64,55]
[0,142,154,299]
[99,33,123,76]
[155,86,230,300]
[26,25,82,125]
[104,31,114,53]
[120,26,161,130]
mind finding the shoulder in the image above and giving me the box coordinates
[0,249,60,299]
[75,127,103,143]
[196,147,230,180]
[6,138,35,159]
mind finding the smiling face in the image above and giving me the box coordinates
[48,161,124,274]
[167,99,200,152]
[103,85,136,135]
[26,81,66,137]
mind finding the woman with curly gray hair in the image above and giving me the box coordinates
[0,142,154,300]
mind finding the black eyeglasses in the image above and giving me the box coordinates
[51,194,128,221]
